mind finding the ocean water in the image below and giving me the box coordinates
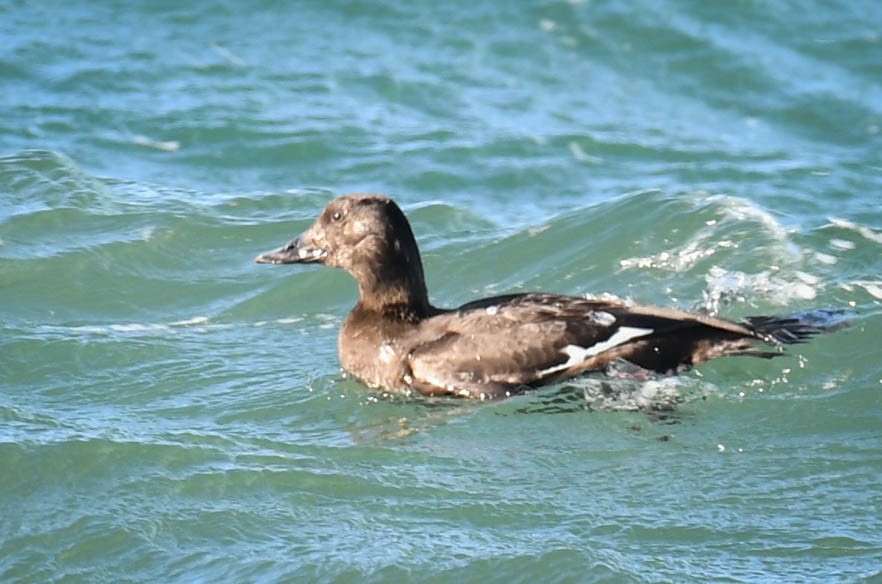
[2,1,882,582]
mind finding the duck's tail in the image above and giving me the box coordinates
[744,309,846,353]
[746,316,824,345]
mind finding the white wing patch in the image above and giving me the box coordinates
[589,310,617,326]
[537,326,654,376]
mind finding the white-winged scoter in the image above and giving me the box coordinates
[256,194,820,399]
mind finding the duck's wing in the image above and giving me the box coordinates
[405,293,818,399]
[404,293,640,398]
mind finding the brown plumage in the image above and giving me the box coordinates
[256,194,820,399]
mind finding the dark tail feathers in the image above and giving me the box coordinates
[745,309,846,345]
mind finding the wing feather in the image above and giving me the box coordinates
[407,294,627,396]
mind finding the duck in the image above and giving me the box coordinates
[256,193,820,399]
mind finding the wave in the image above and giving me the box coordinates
[4,151,876,328]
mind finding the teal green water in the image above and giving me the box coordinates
[2,2,882,582]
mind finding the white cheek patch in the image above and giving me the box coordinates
[538,326,654,376]
[379,343,396,364]
[353,218,372,235]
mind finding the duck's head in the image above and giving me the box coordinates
[257,194,431,313]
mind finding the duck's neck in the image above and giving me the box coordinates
[352,258,435,320]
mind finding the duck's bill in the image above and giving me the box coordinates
[255,236,327,264]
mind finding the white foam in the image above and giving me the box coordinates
[830,238,856,251]
[170,316,209,327]
[539,18,557,32]
[620,237,718,272]
[568,141,602,163]
[794,271,820,285]
[856,281,882,300]
[210,43,247,66]
[110,323,169,333]
[814,252,838,265]
[132,135,180,152]
[36,316,226,338]
[830,217,882,244]
[583,292,631,305]
[702,266,819,312]
[712,194,790,241]
[623,193,798,274]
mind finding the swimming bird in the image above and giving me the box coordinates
[256,194,819,399]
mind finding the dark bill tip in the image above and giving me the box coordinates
[254,249,288,264]
[255,237,327,265]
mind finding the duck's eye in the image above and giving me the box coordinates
[331,211,343,222]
